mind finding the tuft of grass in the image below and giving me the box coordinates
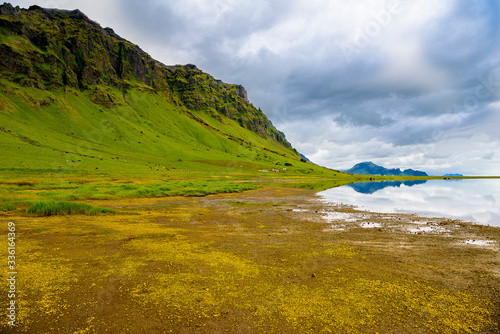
[27,200,115,216]
[0,204,16,211]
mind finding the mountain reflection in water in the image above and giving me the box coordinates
[348,180,428,194]
[319,179,500,227]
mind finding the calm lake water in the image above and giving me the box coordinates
[318,179,500,227]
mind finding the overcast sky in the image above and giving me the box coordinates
[10,0,500,175]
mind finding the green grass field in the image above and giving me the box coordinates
[0,77,369,212]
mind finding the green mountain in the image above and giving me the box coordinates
[0,2,346,191]
[345,162,428,177]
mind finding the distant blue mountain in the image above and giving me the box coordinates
[444,173,463,177]
[345,161,428,176]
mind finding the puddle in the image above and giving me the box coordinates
[323,211,364,222]
[292,208,309,212]
[360,222,383,228]
[329,224,346,230]
[409,220,429,225]
[464,240,495,246]
[407,225,450,234]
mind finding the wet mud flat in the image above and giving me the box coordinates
[2,186,499,333]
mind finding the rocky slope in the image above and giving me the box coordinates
[0,3,292,148]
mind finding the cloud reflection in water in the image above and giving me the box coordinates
[319,179,500,227]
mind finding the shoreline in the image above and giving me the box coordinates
[316,178,500,229]
[2,186,499,333]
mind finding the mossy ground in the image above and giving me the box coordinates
[1,187,498,333]
[1,6,498,332]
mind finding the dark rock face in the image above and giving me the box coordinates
[0,2,20,16]
[0,3,293,149]
[236,85,249,103]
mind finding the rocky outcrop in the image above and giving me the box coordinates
[0,2,20,16]
[236,85,249,103]
[0,3,293,149]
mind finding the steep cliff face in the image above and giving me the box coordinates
[0,3,293,149]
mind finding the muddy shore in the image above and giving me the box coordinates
[2,186,499,333]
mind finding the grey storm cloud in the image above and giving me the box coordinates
[8,0,500,175]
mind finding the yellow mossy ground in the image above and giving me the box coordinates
[1,187,498,333]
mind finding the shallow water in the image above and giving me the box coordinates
[318,179,500,227]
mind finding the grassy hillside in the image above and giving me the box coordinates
[0,3,360,206]
[0,77,356,204]
[0,3,292,147]
[0,79,294,175]
[0,3,360,209]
